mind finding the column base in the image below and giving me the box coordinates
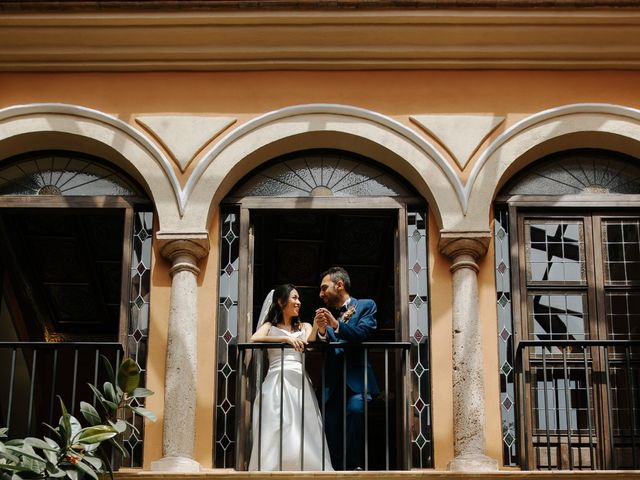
[150,456,201,472]
[447,453,498,472]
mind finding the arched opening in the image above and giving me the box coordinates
[214,149,433,471]
[0,150,153,468]
[494,148,640,471]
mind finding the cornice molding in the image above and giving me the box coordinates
[1,10,640,71]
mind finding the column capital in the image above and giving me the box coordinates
[157,231,210,261]
[438,230,491,261]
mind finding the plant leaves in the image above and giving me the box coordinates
[75,459,99,480]
[117,358,140,395]
[80,402,102,427]
[100,355,116,385]
[131,388,153,398]
[130,406,157,422]
[109,420,127,434]
[103,382,118,405]
[77,426,117,445]
[23,437,58,451]
[106,438,128,458]
[63,467,78,480]
[82,456,102,471]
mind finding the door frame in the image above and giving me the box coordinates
[225,194,423,470]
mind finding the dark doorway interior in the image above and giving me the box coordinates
[0,208,125,438]
[251,209,396,339]
[250,209,401,469]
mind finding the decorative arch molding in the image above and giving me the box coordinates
[183,103,464,232]
[0,103,182,229]
[465,103,640,231]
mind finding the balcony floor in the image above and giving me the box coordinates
[116,470,640,479]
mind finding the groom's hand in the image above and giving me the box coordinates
[315,308,338,330]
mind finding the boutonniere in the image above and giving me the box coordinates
[342,304,356,322]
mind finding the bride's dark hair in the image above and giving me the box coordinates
[265,283,301,332]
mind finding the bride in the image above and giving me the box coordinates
[248,284,333,471]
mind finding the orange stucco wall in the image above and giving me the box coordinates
[4,69,640,470]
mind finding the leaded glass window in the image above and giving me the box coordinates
[496,149,640,470]
[407,208,433,468]
[215,208,240,468]
[231,150,412,198]
[0,152,143,197]
[503,149,640,196]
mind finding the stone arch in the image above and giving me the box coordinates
[465,103,640,231]
[0,103,182,230]
[183,104,465,232]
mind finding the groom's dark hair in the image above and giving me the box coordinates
[321,266,351,293]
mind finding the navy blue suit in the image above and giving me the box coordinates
[321,298,379,470]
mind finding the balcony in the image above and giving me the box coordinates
[516,339,640,471]
[235,341,410,472]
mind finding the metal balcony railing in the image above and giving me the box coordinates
[236,341,410,471]
[0,342,123,440]
[516,339,640,470]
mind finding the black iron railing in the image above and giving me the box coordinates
[0,342,123,439]
[236,341,410,471]
[516,339,640,470]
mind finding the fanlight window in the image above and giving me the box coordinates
[0,153,143,196]
[232,150,412,198]
[503,149,640,196]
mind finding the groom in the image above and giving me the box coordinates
[314,266,379,470]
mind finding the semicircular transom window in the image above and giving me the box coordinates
[503,149,640,196]
[232,150,414,198]
[0,152,143,196]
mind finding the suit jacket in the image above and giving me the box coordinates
[322,297,380,399]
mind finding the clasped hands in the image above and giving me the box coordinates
[314,307,338,334]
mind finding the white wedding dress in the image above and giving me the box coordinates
[248,325,333,471]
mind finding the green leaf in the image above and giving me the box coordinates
[63,467,78,480]
[109,420,127,434]
[75,460,98,480]
[0,464,33,472]
[131,388,153,398]
[79,402,102,427]
[23,438,57,451]
[117,358,140,395]
[42,423,62,442]
[76,426,117,445]
[96,448,114,480]
[5,445,47,464]
[106,438,128,458]
[100,355,116,385]
[130,406,157,422]
[58,398,72,446]
[82,456,102,471]
[0,427,8,438]
[103,382,118,405]
[0,447,21,464]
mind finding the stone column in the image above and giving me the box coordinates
[439,232,498,472]
[150,234,208,472]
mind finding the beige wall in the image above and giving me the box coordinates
[3,69,640,470]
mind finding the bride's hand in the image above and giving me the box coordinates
[287,336,306,352]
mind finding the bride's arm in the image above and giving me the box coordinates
[251,322,306,351]
[304,322,319,343]
[250,322,284,343]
